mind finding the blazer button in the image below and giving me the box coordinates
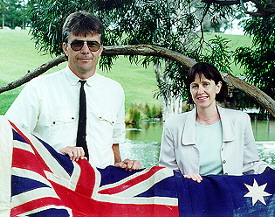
[222,160,226,164]
[224,172,228,175]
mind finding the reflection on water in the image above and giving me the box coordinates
[120,119,275,168]
[252,119,275,141]
[126,119,163,143]
[257,141,275,167]
[120,139,160,168]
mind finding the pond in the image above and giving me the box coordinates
[120,119,275,168]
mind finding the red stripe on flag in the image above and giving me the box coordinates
[10,121,52,173]
[12,147,48,177]
[98,166,166,194]
[74,160,96,198]
[51,181,179,217]
[10,197,66,216]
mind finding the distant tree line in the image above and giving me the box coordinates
[0,0,30,29]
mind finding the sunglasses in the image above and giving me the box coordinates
[69,40,101,52]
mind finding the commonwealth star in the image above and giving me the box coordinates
[244,179,271,206]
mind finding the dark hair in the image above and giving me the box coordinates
[186,62,228,104]
[62,11,104,43]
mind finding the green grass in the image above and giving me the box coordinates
[0,29,161,114]
[98,59,160,110]
[0,30,67,114]
[0,30,252,115]
[0,30,66,82]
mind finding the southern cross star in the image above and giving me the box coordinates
[244,179,271,206]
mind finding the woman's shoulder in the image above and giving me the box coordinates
[218,106,250,120]
[164,110,193,127]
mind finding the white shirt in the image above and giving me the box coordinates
[6,67,126,168]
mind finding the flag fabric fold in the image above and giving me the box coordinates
[0,116,274,217]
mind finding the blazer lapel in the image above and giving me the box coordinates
[217,106,236,142]
[181,108,196,145]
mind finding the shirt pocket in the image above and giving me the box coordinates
[50,112,78,145]
[95,111,116,135]
[51,112,76,126]
[86,111,115,145]
[96,111,115,126]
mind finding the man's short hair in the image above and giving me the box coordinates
[62,11,104,43]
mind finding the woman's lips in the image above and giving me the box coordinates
[197,96,208,100]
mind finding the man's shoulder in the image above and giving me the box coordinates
[96,73,123,89]
[27,69,65,88]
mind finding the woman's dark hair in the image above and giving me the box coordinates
[186,62,228,104]
[62,11,104,43]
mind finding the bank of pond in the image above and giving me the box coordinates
[121,119,275,168]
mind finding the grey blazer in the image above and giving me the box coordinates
[159,106,269,175]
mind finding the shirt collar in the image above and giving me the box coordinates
[65,66,100,86]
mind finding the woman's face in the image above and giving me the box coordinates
[190,73,222,110]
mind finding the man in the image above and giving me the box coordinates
[6,11,142,170]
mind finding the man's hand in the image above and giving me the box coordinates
[114,159,142,171]
[60,146,86,162]
[183,173,203,183]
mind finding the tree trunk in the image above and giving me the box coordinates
[154,62,183,120]
[1,44,274,117]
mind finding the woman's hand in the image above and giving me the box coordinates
[184,173,203,183]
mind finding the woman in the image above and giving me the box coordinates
[159,62,269,183]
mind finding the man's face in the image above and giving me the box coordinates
[62,33,103,79]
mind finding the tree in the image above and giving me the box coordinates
[8,0,275,118]
[235,14,275,107]
[1,45,274,117]
[28,0,239,119]
[202,0,275,110]
[0,0,29,29]
[0,0,6,28]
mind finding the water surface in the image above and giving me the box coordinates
[120,120,275,168]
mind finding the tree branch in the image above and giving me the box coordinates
[240,0,275,17]
[102,44,197,67]
[203,0,275,16]
[0,55,67,94]
[1,44,274,117]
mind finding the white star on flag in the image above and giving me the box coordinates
[244,179,271,206]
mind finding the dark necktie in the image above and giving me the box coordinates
[76,80,89,160]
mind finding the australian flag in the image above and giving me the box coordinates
[0,116,274,216]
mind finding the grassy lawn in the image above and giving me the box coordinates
[0,30,251,115]
[0,30,160,114]
[98,58,160,110]
[0,30,67,114]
